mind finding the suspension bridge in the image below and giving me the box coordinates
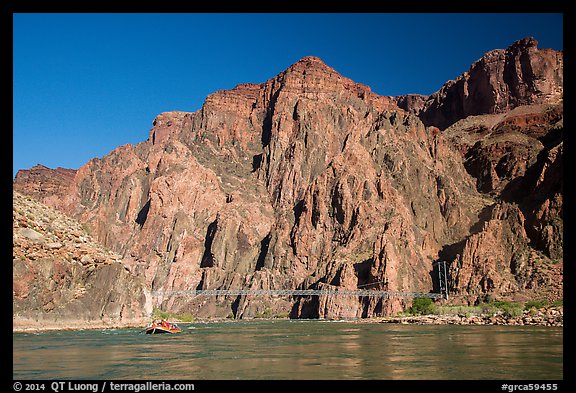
[151,289,444,299]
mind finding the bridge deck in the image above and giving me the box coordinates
[152,289,442,298]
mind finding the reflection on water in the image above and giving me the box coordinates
[13,321,562,380]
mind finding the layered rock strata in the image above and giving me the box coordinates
[13,164,76,206]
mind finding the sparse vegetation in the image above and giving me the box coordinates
[81,222,92,235]
[408,297,435,315]
[524,299,549,310]
[404,297,559,318]
[490,301,523,318]
[433,304,480,317]
[252,307,290,319]
[552,299,563,307]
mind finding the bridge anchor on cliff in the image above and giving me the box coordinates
[433,260,450,300]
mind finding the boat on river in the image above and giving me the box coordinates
[145,320,182,334]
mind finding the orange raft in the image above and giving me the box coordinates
[145,320,182,334]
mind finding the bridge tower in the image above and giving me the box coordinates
[433,260,450,300]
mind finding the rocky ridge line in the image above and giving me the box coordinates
[397,37,563,130]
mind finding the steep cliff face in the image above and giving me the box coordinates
[394,94,428,116]
[49,56,486,318]
[13,39,563,321]
[13,191,151,330]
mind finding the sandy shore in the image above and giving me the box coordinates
[13,319,150,333]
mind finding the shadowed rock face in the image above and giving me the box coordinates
[13,39,563,321]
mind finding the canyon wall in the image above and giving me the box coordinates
[13,38,563,322]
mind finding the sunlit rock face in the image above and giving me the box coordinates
[14,38,562,320]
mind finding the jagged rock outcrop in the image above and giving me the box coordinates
[417,37,563,130]
[439,109,562,265]
[13,40,563,322]
[13,191,151,330]
[443,105,563,260]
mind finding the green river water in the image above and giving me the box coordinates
[13,320,562,380]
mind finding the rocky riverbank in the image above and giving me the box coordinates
[373,306,563,327]
[13,306,563,333]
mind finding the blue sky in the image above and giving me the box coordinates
[13,13,563,177]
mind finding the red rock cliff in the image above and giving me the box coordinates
[14,40,563,320]
[418,37,563,130]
